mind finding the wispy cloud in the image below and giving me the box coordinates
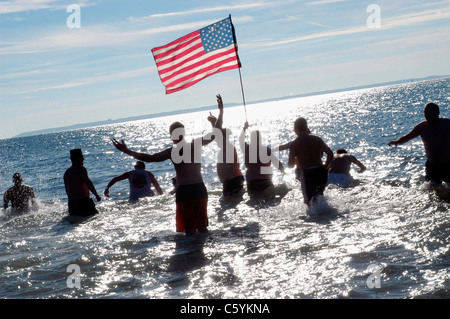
[306,0,349,5]
[0,0,95,15]
[0,16,254,55]
[132,2,275,20]
[251,6,450,48]
[12,66,155,94]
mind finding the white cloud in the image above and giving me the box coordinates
[134,2,275,20]
[250,6,450,48]
[306,0,349,5]
[0,16,254,55]
[0,0,95,15]
[12,66,155,94]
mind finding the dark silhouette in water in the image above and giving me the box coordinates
[3,173,37,213]
[389,102,450,186]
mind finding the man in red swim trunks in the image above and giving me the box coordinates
[112,95,223,236]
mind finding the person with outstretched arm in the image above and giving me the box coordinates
[388,102,450,186]
[111,95,223,236]
[104,161,163,201]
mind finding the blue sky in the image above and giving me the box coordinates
[1,0,449,139]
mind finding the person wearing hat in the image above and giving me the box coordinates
[63,148,101,216]
[104,161,163,201]
[3,173,36,213]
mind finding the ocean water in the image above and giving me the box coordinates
[0,78,449,299]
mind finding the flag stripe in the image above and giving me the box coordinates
[153,33,202,64]
[151,16,241,94]
[151,30,200,57]
[155,45,204,72]
[166,63,239,94]
[166,59,239,90]
[159,46,238,83]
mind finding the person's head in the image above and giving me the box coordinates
[169,122,185,144]
[134,161,145,170]
[12,173,22,186]
[424,102,440,125]
[336,148,347,154]
[70,148,84,164]
[294,117,308,135]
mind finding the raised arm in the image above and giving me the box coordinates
[112,139,171,162]
[104,172,130,197]
[239,121,249,154]
[202,94,225,146]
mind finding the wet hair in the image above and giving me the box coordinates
[134,161,145,169]
[424,102,439,115]
[169,122,184,134]
[169,121,185,140]
[336,148,347,154]
[13,173,22,186]
[70,148,84,162]
[294,117,308,131]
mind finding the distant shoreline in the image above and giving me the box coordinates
[12,75,449,139]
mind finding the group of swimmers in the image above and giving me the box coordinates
[3,98,449,236]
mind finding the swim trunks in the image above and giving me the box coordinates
[68,197,98,217]
[246,178,274,195]
[175,183,208,202]
[425,160,450,184]
[175,183,208,233]
[327,173,350,188]
[297,165,328,204]
[223,175,244,197]
[175,198,208,233]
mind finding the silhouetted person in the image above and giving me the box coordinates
[63,148,101,217]
[207,97,244,197]
[3,173,36,213]
[328,148,366,187]
[239,121,285,197]
[389,102,450,186]
[104,161,163,201]
[288,117,333,206]
[112,95,223,236]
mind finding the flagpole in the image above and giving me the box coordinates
[238,67,248,123]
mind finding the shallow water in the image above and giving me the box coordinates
[0,78,449,299]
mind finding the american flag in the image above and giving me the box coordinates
[151,16,241,94]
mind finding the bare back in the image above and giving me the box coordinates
[328,154,356,175]
[289,133,333,171]
[170,140,205,186]
[414,118,450,164]
[64,164,90,200]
